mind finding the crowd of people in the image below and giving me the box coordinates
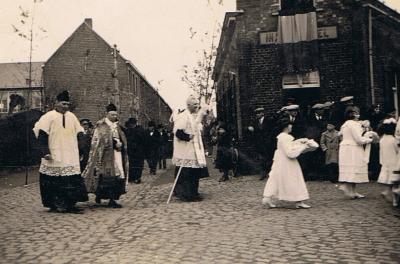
[242,96,400,208]
[32,90,400,213]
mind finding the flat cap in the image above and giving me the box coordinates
[323,101,334,108]
[312,103,325,109]
[281,104,299,111]
[340,96,354,102]
[254,107,264,113]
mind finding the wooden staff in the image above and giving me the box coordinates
[167,166,183,204]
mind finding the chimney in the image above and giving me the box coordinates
[84,18,92,29]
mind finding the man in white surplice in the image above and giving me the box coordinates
[172,95,209,202]
[33,90,88,213]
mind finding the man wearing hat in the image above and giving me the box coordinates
[33,90,88,213]
[248,107,274,180]
[125,117,147,184]
[145,121,161,175]
[82,103,128,208]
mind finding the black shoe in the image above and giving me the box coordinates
[66,207,84,214]
[219,176,229,182]
[48,207,57,213]
[95,197,101,204]
[259,176,266,181]
[108,200,122,208]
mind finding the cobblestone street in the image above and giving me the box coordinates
[0,163,400,264]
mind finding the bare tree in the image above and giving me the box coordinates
[181,26,221,104]
[10,0,47,113]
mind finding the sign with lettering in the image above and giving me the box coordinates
[317,26,337,39]
[260,32,277,45]
[259,26,337,45]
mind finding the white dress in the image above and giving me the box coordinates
[339,120,372,183]
[263,133,310,202]
[378,135,400,185]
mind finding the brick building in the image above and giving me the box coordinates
[43,18,171,126]
[213,0,400,142]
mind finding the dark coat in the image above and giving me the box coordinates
[251,117,274,156]
[125,125,147,160]
[78,132,92,172]
[304,114,327,142]
[145,129,161,158]
[215,131,233,170]
[289,116,305,139]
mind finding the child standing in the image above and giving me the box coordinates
[378,118,399,207]
[262,117,318,209]
[320,123,340,183]
[215,124,233,182]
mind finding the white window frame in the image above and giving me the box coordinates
[0,91,24,113]
[282,70,320,89]
[30,90,42,110]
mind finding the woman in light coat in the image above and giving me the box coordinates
[262,117,318,209]
[338,107,375,199]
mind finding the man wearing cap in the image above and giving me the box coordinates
[281,104,304,139]
[33,90,88,213]
[125,117,147,184]
[145,121,161,175]
[302,103,327,180]
[331,96,354,128]
[82,103,128,208]
[248,107,274,180]
[172,95,209,201]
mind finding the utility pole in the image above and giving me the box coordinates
[25,3,36,186]
[112,44,120,111]
[394,73,399,120]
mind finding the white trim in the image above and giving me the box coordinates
[282,71,320,89]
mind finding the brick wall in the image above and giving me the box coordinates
[43,21,171,127]
[215,0,400,173]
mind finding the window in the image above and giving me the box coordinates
[280,0,315,12]
[0,91,42,113]
[31,91,42,110]
[282,70,320,89]
[0,93,7,113]
[0,91,24,113]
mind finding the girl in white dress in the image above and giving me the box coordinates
[262,118,318,209]
[377,118,399,207]
[338,107,376,198]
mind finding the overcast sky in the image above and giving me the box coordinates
[1,0,399,110]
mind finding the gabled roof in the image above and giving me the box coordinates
[46,19,172,111]
[0,62,44,89]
